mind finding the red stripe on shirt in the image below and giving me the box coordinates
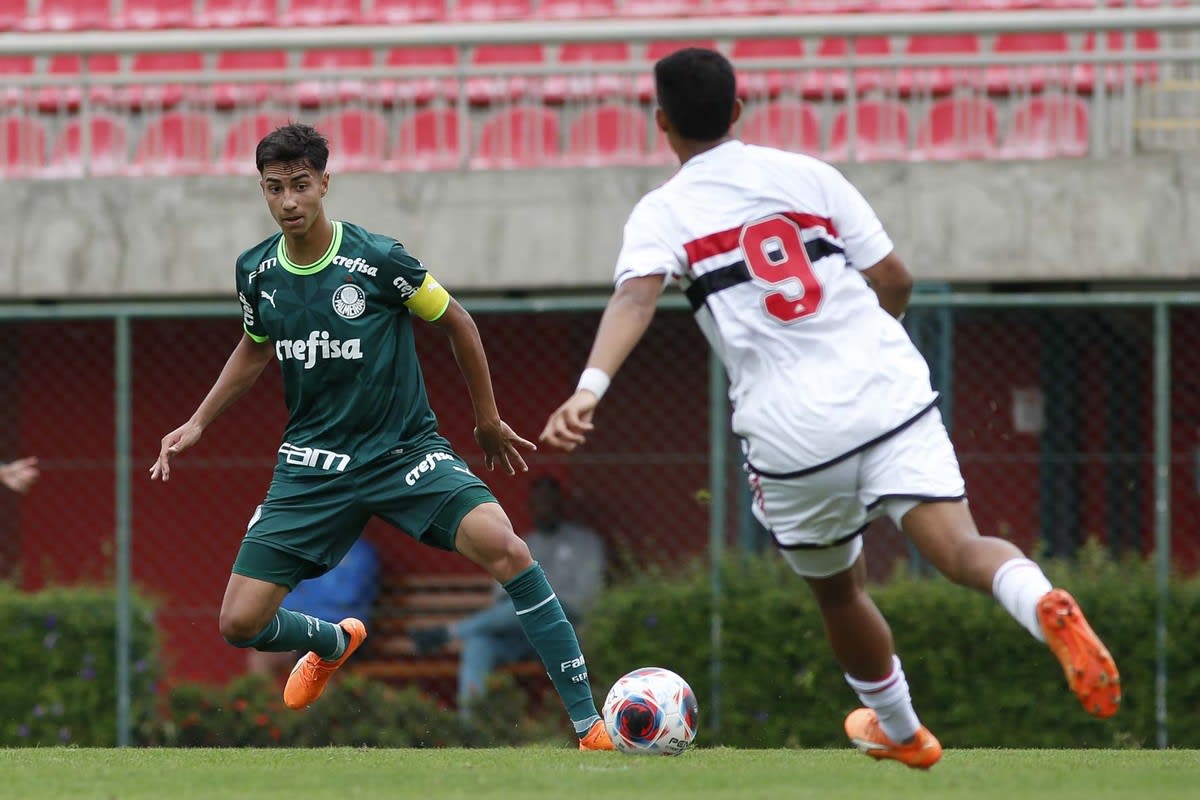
[682,212,840,267]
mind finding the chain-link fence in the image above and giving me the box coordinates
[0,291,1191,743]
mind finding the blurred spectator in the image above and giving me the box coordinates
[247,537,380,677]
[0,457,39,494]
[412,476,606,714]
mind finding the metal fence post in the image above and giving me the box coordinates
[708,348,727,740]
[1153,300,1171,749]
[114,314,133,748]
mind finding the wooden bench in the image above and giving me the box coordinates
[349,573,545,690]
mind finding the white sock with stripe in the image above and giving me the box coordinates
[845,655,920,744]
[992,557,1053,643]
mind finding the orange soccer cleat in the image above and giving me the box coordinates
[283,618,367,710]
[579,719,616,751]
[1037,588,1121,718]
[844,708,942,770]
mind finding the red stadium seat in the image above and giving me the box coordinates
[1073,30,1161,92]
[874,0,953,10]
[392,108,461,170]
[898,35,981,96]
[281,0,361,26]
[0,56,33,109]
[474,106,560,169]
[565,105,649,166]
[22,0,108,31]
[292,49,374,108]
[731,39,805,99]
[133,112,213,176]
[466,44,545,105]
[637,40,718,101]
[914,96,999,160]
[369,0,447,22]
[621,0,694,16]
[35,55,121,113]
[1000,95,1089,159]
[0,0,25,31]
[739,101,822,156]
[454,0,533,20]
[376,47,459,106]
[544,43,631,103]
[116,52,205,111]
[116,0,196,29]
[211,50,289,109]
[537,0,616,18]
[0,115,47,177]
[827,100,910,162]
[46,114,129,177]
[197,0,276,27]
[803,36,892,98]
[985,32,1071,94]
[316,109,390,173]
[710,0,792,15]
[219,112,292,175]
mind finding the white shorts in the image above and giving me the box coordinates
[746,406,966,578]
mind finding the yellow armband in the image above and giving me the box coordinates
[404,273,451,321]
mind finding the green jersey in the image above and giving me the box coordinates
[235,220,454,478]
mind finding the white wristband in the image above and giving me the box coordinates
[575,367,611,400]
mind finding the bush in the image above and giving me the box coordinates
[0,583,160,746]
[585,544,1200,748]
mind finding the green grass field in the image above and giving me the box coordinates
[2,748,1198,800]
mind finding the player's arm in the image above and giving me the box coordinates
[430,297,535,476]
[539,274,662,451]
[860,251,914,319]
[149,334,274,481]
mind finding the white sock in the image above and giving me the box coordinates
[845,655,920,743]
[992,557,1053,643]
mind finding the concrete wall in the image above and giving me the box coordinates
[2,153,1197,299]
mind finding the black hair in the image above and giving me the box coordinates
[255,122,329,174]
[654,47,737,141]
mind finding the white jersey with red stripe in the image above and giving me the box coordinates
[614,140,937,475]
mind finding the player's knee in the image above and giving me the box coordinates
[219,612,266,646]
[488,534,533,583]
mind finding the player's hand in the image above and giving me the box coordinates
[539,391,598,452]
[0,456,40,494]
[150,421,204,482]
[474,419,536,476]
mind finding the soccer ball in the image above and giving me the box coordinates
[602,666,699,756]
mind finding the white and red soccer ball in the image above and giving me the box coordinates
[602,666,699,756]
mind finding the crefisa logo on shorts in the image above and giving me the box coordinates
[333,284,367,319]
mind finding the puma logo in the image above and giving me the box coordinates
[261,289,278,309]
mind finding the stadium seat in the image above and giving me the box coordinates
[1073,30,1161,92]
[543,42,631,103]
[115,0,196,29]
[281,0,361,26]
[739,101,822,156]
[0,0,25,31]
[196,0,276,27]
[636,40,717,101]
[211,50,289,109]
[35,55,121,113]
[731,39,805,99]
[803,36,892,98]
[46,114,129,177]
[620,0,695,16]
[391,108,461,170]
[292,49,374,108]
[0,56,33,109]
[874,0,953,10]
[316,110,390,173]
[826,100,910,162]
[466,45,545,105]
[369,0,447,23]
[219,112,292,175]
[454,0,533,20]
[898,35,981,96]
[133,112,214,176]
[1000,95,1089,159]
[985,32,1071,94]
[376,47,459,106]
[914,96,999,160]
[21,0,108,31]
[537,0,616,18]
[116,52,205,111]
[710,0,792,15]
[474,106,560,169]
[0,115,47,177]
[564,105,649,166]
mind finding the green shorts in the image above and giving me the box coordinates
[232,444,496,589]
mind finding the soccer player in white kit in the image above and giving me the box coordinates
[540,48,1120,769]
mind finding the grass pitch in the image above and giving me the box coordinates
[1,747,1196,800]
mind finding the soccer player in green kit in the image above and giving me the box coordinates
[150,123,614,751]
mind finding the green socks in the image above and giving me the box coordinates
[504,562,601,734]
[227,609,346,661]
